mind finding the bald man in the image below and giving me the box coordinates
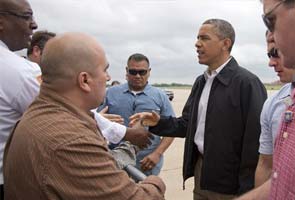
[3,33,166,200]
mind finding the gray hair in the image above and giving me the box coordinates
[203,19,235,52]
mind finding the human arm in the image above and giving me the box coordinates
[12,67,40,113]
[93,111,153,148]
[140,137,174,171]
[234,179,270,200]
[255,154,273,187]
[129,87,197,138]
[134,81,200,138]
[255,98,273,187]
[49,131,165,200]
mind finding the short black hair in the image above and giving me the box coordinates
[27,30,56,56]
[127,53,150,67]
[202,18,235,52]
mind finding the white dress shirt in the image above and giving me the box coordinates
[194,57,232,154]
[0,40,41,184]
[93,111,126,144]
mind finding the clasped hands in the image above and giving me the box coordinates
[99,107,160,149]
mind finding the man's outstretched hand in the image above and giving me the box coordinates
[129,111,160,127]
[99,106,124,124]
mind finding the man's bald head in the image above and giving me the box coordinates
[41,32,107,86]
[41,32,110,110]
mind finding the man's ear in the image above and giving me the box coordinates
[32,46,41,57]
[78,72,91,92]
[223,38,232,52]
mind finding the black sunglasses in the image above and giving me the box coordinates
[0,11,34,21]
[128,69,148,76]
[267,48,279,58]
[262,0,286,32]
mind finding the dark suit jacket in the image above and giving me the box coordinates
[150,57,267,195]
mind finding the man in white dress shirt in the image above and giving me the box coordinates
[0,0,38,197]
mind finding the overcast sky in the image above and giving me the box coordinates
[29,0,275,84]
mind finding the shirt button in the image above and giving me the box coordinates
[283,132,289,139]
[273,172,278,179]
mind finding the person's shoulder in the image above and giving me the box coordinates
[234,65,258,79]
[229,65,264,87]
[1,52,39,76]
[271,83,291,98]
[107,83,126,92]
[105,85,120,96]
[148,85,167,96]
[23,101,103,150]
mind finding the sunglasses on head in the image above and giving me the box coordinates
[128,69,148,76]
[267,48,279,58]
[262,0,286,32]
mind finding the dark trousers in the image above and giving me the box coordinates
[0,184,3,200]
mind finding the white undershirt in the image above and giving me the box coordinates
[194,57,232,154]
[92,111,126,144]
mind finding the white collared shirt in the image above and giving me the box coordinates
[93,111,126,144]
[0,40,41,184]
[194,57,232,154]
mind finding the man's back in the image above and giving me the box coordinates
[4,85,165,200]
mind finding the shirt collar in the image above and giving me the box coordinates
[0,40,9,50]
[123,82,151,95]
[204,57,232,80]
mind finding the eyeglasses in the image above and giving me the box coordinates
[267,48,279,58]
[128,69,149,76]
[0,11,34,21]
[262,0,286,32]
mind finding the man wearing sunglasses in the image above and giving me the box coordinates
[262,0,295,69]
[98,53,175,176]
[0,0,38,198]
[235,1,295,198]
[255,31,295,188]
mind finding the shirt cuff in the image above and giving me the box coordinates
[92,111,127,143]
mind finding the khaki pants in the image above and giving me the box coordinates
[193,156,236,200]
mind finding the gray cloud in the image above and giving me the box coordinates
[29,0,275,84]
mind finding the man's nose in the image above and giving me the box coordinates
[30,19,38,30]
[268,59,277,68]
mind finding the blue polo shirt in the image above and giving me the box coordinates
[259,83,292,154]
[98,83,175,175]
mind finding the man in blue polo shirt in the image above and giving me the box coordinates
[254,31,295,187]
[99,53,174,176]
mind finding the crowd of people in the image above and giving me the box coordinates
[0,0,295,199]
